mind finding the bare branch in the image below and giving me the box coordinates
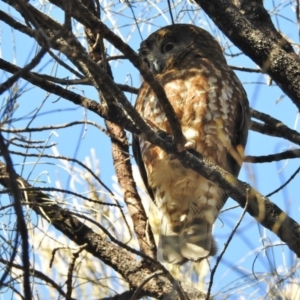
[0,258,76,300]
[66,244,88,300]
[245,149,300,163]
[47,0,187,150]
[0,58,138,134]
[81,0,156,259]
[0,160,207,299]
[195,0,300,109]
[230,65,262,73]
[0,134,31,298]
[0,47,47,95]
[9,150,118,199]
[250,109,300,146]
[266,166,300,198]
[105,120,157,258]
[206,194,249,299]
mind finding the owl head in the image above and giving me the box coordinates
[139,24,226,75]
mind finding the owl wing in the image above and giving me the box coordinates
[227,84,250,177]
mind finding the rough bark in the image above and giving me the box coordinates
[196,0,300,110]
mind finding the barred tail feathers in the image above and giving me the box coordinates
[158,215,217,264]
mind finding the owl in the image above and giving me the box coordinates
[132,24,249,265]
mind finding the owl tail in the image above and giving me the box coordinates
[157,216,187,265]
[179,217,216,261]
[158,216,216,264]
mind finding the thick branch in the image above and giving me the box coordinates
[128,124,300,257]
[176,149,300,256]
[234,0,297,56]
[196,0,300,109]
[100,291,134,300]
[81,0,156,258]
[0,161,206,299]
[105,121,157,258]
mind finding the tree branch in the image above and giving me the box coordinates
[0,258,76,300]
[245,149,300,163]
[47,0,186,150]
[0,160,206,299]
[105,120,157,258]
[0,58,138,135]
[0,134,31,298]
[81,0,157,258]
[195,0,300,109]
[250,109,300,145]
[124,122,300,257]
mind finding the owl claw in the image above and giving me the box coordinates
[184,140,196,149]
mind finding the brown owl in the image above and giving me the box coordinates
[132,24,249,265]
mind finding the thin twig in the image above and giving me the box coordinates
[0,133,32,299]
[296,0,300,40]
[266,165,300,197]
[230,65,262,73]
[9,150,119,199]
[245,149,300,163]
[251,243,285,281]
[0,257,76,300]
[47,49,84,78]
[206,185,249,300]
[167,0,175,24]
[0,186,120,207]
[0,47,47,95]
[1,120,127,144]
[66,244,88,300]
[7,140,56,149]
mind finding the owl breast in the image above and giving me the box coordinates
[137,65,244,170]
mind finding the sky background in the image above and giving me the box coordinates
[0,1,299,299]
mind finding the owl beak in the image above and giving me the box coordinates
[152,58,164,73]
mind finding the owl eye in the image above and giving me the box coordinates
[162,42,174,53]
